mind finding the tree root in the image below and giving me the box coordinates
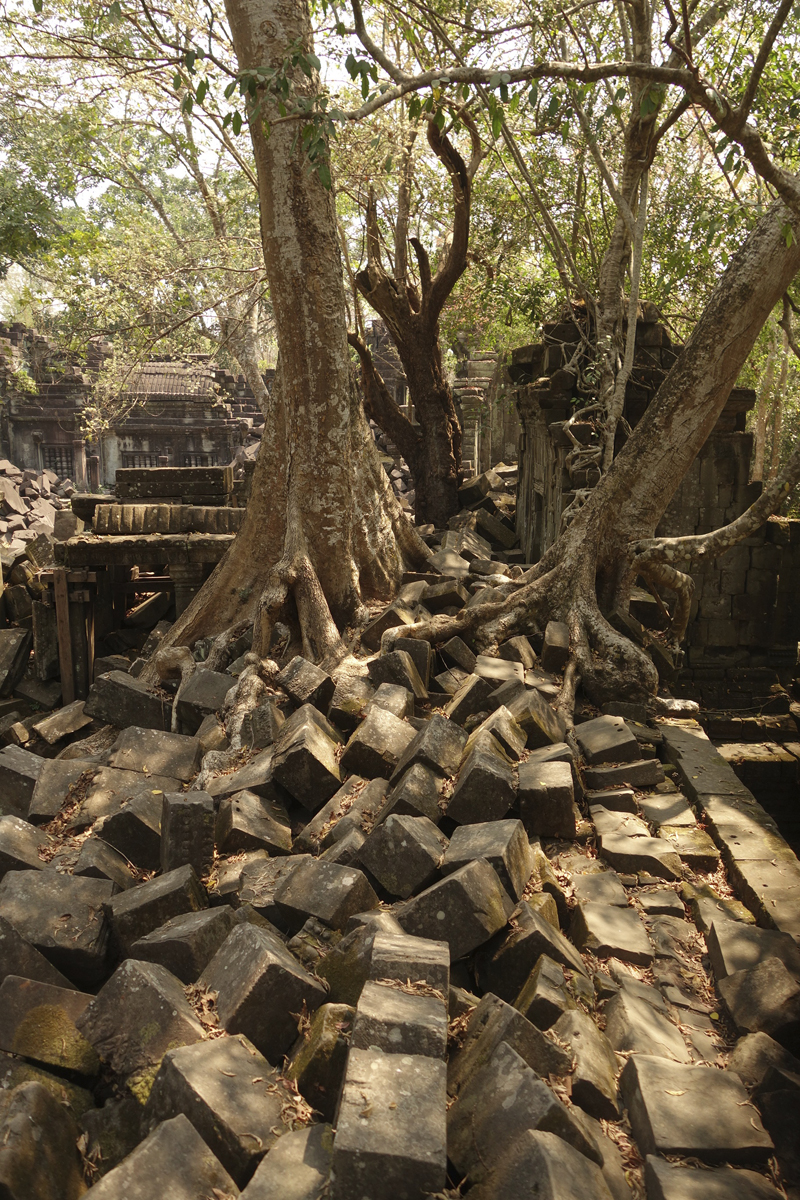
[385,555,659,709]
[192,654,282,791]
[253,550,349,667]
[151,646,196,733]
[635,559,694,648]
[224,661,271,751]
[204,621,254,673]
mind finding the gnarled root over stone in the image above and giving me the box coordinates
[384,553,658,714]
[151,646,196,734]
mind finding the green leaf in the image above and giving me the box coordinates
[174,73,183,91]
[185,49,196,72]
[317,161,332,189]
[232,110,242,135]
[195,79,208,105]
[434,107,445,130]
[489,73,501,89]
[224,80,236,99]
[108,0,121,22]
[32,0,43,12]
[181,94,193,114]
[528,82,538,108]
[307,52,321,71]
[345,53,358,79]
[499,83,508,104]
[383,155,393,172]
[781,221,795,248]
[408,96,422,119]
[492,111,503,138]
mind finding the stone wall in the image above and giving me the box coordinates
[511,308,800,708]
[656,397,800,706]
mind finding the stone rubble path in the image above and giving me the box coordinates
[0,477,798,1198]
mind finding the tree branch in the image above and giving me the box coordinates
[347,331,421,461]
[424,115,481,322]
[779,293,800,363]
[734,0,795,127]
[632,438,800,570]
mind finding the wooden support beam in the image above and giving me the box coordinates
[40,570,97,585]
[52,567,75,705]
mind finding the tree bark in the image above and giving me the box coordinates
[752,325,778,481]
[143,0,428,671]
[353,118,481,526]
[768,332,789,479]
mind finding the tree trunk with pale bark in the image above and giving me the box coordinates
[143,0,427,670]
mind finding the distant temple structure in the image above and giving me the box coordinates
[0,323,266,489]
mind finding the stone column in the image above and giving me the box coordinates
[73,438,87,489]
[32,431,44,476]
[169,563,206,616]
[87,455,100,492]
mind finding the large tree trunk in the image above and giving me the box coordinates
[143,0,427,670]
[390,198,800,706]
[403,340,463,527]
[351,327,461,526]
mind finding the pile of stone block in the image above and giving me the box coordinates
[0,460,76,562]
[370,422,416,512]
[0,596,798,1199]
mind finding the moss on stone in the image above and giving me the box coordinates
[12,1005,100,1076]
[125,1061,161,1106]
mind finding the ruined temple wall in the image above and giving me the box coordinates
[511,313,800,706]
[657,425,800,702]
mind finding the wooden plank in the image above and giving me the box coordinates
[117,576,173,592]
[40,570,96,585]
[70,596,90,701]
[52,568,75,706]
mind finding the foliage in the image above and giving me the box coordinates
[3,0,800,472]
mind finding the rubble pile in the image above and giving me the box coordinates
[0,460,78,560]
[370,421,416,513]
[0,471,797,1200]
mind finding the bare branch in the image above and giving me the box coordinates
[347,331,421,457]
[632,439,800,569]
[735,0,795,126]
[779,293,800,363]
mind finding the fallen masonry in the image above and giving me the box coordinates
[0,546,798,1199]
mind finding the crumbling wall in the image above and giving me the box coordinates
[511,308,800,708]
